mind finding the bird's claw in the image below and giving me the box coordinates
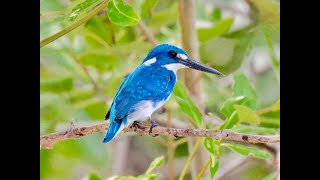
[130,121,142,130]
[149,120,159,137]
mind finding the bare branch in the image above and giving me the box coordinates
[138,22,158,46]
[40,122,280,150]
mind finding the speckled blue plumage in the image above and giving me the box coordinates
[103,44,188,142]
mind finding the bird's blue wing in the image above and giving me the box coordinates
[114,66,173,119]
[103,65,174,143]
[105,73,132,120]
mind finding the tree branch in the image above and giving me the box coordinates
[40,122,280,150]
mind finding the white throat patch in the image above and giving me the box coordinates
[143,57,157,66]
[162,63,187,73]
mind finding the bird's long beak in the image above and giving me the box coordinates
[177,56,224,76]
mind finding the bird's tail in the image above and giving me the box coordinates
[103,119,125,143]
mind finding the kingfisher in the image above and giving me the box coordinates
[103,44,223,143]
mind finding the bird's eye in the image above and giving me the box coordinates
[168,50,177,58]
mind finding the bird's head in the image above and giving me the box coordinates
[142,44,224,76]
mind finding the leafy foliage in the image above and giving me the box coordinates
[172,81,203,128]
[107,0,140,26]
[222,143,273,160]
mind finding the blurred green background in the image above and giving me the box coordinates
[40,0,280,179]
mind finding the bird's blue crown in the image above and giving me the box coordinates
[141,44,189,65]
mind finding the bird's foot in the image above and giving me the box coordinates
[149,120,159,137]
[130,121,142,131]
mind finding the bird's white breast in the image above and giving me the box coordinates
[127,100,165,121]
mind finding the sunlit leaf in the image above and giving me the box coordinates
[172,81,203,128]
[220,96,255,118]
[223,143,273,160]
[197,18,234,42]
[234,105,260,124]
[107,0,140,26]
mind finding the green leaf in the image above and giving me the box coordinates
[107,0,140,26]
[40,77,73,92]
[200,37,236,67]
[219,74,258,129]
[209,156,219,180]
[204,138,221,156]
[232,125,278,135]
[172,81,203,128]
[211,8,222,22]
[232,73,257,105]
[79,52,119,72]
[84,173,101,180]
[220,96,255,118]
[219,111,239,130]
[197,18,234,42]
[141,0,158,19]
[260,117,280,128]
[69,0,100,21]
[145,156,165,174]
[223,143,273,160]
[234,105,260,124]
[84,16,113,47]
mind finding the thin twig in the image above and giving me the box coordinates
[179,138,202,180]
[173,138,188,147]
[196,159,210,180]
[138,22,158,46]
[40,122,280,149]
[66,51,98,90]
[40,0,108,48]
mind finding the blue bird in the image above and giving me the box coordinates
[103,44,223,143]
